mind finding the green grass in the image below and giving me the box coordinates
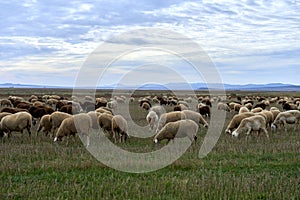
[0,89,300,199]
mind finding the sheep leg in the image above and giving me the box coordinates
[262,128,269,139]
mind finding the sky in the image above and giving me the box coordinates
[0,0,299,87]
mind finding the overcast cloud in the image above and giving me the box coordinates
[0,0,299,86]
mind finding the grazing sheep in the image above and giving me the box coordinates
[0,112,32,137]
[198,105,211,117]
[225,112,256,134]
[232,115,269,139]
[1,107,28,114]
[49,111,72,137]
[251,107,263,113]
[107,100,118,109]
[95,107,113,115]
[244,103,253,110]
[156,111,187,134]
[0,112,12,122]
[0,99,13,107]
[37,114,52,136]
[98,113,114,137]
[234,104,243,113]
[141,102,151,111]
[54,113,92,146]
[146,111,159,131]
[87,111,101,129]
[257,110,274,128]
[149,105,165,118]
[174,104,188,111]
[153,119,198,144]
[217,102,230,112]
[181,110,209,128]
[271,110,300,132]
[282,102,298,111]
[238,106,250,114]
[229,102,241,111]
[111,115,128,143]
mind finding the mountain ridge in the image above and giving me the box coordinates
[0,82,300,91]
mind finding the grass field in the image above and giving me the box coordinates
[0,88,299,199]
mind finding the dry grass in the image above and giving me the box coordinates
[0,88,299,199]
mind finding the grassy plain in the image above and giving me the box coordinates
[0,88,299,199]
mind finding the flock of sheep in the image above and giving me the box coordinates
[0,93,300,147]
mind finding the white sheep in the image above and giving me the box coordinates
[146,111,159,131]
[271,110,300,132]
[181,110,209,128]
[0,111,32,137]
[112,115,128,143]
[153,119,198,144]
[156,111,187,134]
[232,115,269,139]
[149,105,165,118]
[251,107,263,113]
[225,112,256,134]
[54,113,92,146]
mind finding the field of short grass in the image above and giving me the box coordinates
[0,88,299,199]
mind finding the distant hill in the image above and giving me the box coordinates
[1,82,300,91]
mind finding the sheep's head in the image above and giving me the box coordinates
[232,130,239,138]
[271,123,277,132]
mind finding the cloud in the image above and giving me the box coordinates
[0,0,299,86]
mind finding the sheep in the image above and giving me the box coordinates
[95,107,113,115]
[37,114,52,136]
[156,111,187,134]
[251,107,263,113]
[173,104,188,111]
[98,113,114,137]
[0,112,12,122]
[225,112,256,134]
[244,103,253,110]
[54,113,92,146]
[232,115,269,139]
[107,100,118,109]
[238,106,250,114]
[153,119,198,144]
[146,111,159,131]
[271,110,300,132]
[0,99,13,107]
[257,110,274,128]
[217,102,230,112]
[198,104,211,117]
[87,111,101,129]
[0,112,32,137]
[181,110,209,128]
[49,111,72,137]
[111,115,128,143]
[149,105,165,118]
[234,104,243,113]
[141,102,151,111]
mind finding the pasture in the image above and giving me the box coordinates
[0,88,299,199]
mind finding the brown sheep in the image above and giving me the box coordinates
[0,112,32,137]
[54,113,92,146]
[156,111,187,134]
[232,115,268,139]
[49,111,72,137]
[98,113,114,137]
[225,112,256,134]
[271,110,300,132]
[37,114,52,136]
[181,110,209,128]
[154,119,198,144]
[111,115,128,143]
